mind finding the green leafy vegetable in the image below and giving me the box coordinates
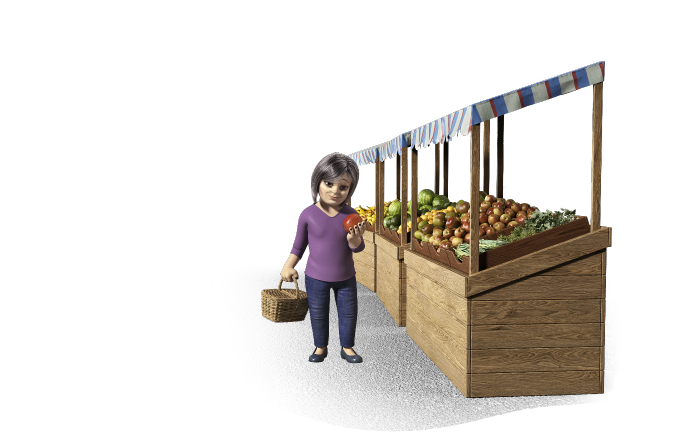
[453,240,507,262]
[498,208,577,243]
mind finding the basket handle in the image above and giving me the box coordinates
[278,276,302,299]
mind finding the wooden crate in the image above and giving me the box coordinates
[353,230,376,291]
[375,233,408,327]
[404,226,611,397]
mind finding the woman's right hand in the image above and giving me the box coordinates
[280,267,299,283]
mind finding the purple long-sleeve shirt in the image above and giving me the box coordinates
[291,203,365,282]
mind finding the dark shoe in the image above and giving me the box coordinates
[340,347,363,363]
[309,347,328,363]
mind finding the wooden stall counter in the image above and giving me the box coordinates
[404,226,611,397]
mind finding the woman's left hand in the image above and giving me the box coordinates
[347,221,367,242]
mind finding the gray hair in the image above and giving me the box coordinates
[311,152,360,206]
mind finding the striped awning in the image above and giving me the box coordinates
[348,61,605,166]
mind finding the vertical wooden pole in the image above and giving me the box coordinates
[443,141,449,198]
[376,156,384,235]
[483,120,490,195]
[496,115,504,198]
[401,147,409,246]
[396,153,401,200]
[410,147,418,252]
[591,82,603,232]
[470,124,481,275]
[434,143,440,195]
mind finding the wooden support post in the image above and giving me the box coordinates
[401,147,409,246]
[470,124,481,274]
[435,143,440,195]
[410,147,418,252]
[396,153,401,200]
[376,156,384,235]
[496,115,504,198]
[443,141,449,198]
[483,120,490,195]
[591,82,603,232]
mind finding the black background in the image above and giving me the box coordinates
[208,60,626,431]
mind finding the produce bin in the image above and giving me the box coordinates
[352,228,376,291]
[405,226,610,397]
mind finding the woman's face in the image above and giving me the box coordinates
[318,173,351,208]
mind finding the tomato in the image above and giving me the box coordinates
[343,213,363,233]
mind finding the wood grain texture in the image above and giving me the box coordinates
[375,234,400,260]
[470,370,600,397]
[466,227,611,297]
[469,124,481,274]
[401,146,409,246]
[376,271,400,325]
[406,269,467,326]
[471,347,601,373]
[353,255,375,278]
[407,279,468,349]
[496,115,504,198]
[403,249,467,298]
[471,323,602,349]
[396,153,400,200]
[377,158,384,236]
[376,245,401,280]
[408,291,468,373]
[471,299,601,325]
[407,309,469,396]
[435,143,440,195]
[602,250,607,275]
[443,141,449,198]
[537,251,602,276]
[472,275,603,301]
[355,269,375,292]
[483,120,490,194]
[410,147,418,253]
[363,230,374,244]
[591,82,603,232]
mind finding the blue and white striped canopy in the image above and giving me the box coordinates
[348,61,605,166]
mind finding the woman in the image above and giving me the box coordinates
[280,152,367,363]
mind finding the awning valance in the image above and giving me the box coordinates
[348,61,605,166]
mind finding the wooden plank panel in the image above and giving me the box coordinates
[376,245,401,279]
[602,250,607,275]
[375,234,403,260]
[353,252,375,271]
[403,250,467,298]
[537,251,602,276]
[356,241,375,257]
[406,269,467,326]
[496,115,504,198]
[591,82,603,232]
[467,227,611,297]
[471,323,601,349]
[471,347,600,373]
[408,291,468,373]
[471,299,601,325]
[376,268,400,325]
[470,370,600,397]
[471,275,602,301]
[355,271,375,292]
[407,311,469,396]
[363,230,374,244]
[602,274,606,300]
[469,123,480,274]
[377,258,402,295]
[407,281,468,350]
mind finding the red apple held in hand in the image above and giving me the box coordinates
[499,213,511,224]
[343,214,363,233]
[488,214,499,225]
[454,227,466,238]
[493,221,505,232]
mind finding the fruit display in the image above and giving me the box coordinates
[355,199,400,227]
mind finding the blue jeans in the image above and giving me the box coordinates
[305,274,358,348]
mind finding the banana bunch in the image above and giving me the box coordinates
[356,205,376,226]
[397,221,411,235]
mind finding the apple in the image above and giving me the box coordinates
[433,216,445,227]
[492,201,503,208]
[418,220,428,231]
[492,207,504,217]
[516,215,527,225]
[422,224,434,235]
[510,202,521,213]
[464,233,471,244]
[504,198,516,209]
[433,235,443,247]
[461,220,471,233]
[493,221,505,232]
[479,213,488,224]
[414,230,423,240]
[429,235,437,245]
[507,220,520,228]
[445,217,459,229]
[460,213,471,222]
[343,213,363,232]
[451,237,463,247]
[504,208,516,219]
[480,222,489,228]
[496,197,506,207]
[499,213,511,224]
[520,203,529,212]
[454,227,466,238]
[479,225,486,235]
[442,228,453,239]
[488,214,499,225]
[484,195,496,204]
[485,227,495,236]
[516,210,527,219]
[486,207,494,216]
[439,240,452,250]
[423,233,433,243]
[433,227,443,237]
[480,201,491,211]
[445,211,457,219]
[456,201,470,214]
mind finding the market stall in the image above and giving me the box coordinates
[348,61,609,397]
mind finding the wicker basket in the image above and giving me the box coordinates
[261,277,309,323]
